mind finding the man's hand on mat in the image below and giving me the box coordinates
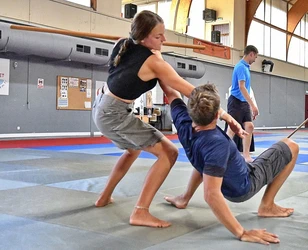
[239,229,280,245]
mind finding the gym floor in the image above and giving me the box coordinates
[0,129,308,250]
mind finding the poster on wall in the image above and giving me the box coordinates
[37,78,44,89]
[0,58,10,95]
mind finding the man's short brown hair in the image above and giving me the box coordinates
[187,84,220,126]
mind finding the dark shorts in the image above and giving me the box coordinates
[226,141,292,202]
[92,93,164,150]
[227,95,252,123]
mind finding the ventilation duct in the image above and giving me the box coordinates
[0,22,113,65]
[163,55,206,79]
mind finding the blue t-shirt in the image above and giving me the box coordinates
[171,98,250,198]
[230,59,251,102]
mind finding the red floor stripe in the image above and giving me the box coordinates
[0,134,179,149]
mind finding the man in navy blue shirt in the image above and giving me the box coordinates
[159,82,298,245]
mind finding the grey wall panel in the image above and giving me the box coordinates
[1,57,29,133]
[0,55,109,134]
[250,73,271,127]
[286,79,305,127]
[26,59,91,133]
[268,77,287,127]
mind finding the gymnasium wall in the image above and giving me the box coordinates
[0,49,306,137]
[0,0,307,138]
[0,54,108,136]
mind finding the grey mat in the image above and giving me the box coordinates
[1,141,308,250]
[0,214,148,250]
[146,213,308,250]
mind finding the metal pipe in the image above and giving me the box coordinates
[10,25,206,50]
[287,118,308,138]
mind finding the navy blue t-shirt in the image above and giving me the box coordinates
[171,98,251,198]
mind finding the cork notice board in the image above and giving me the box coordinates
[56,76,92,110]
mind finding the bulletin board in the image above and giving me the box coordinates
[56,75,92,110]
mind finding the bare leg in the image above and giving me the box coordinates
[165,168,202,209]
[129,137,178,228]
[258,138,299,217]
[95,149,141,207]
[242,121,254,162]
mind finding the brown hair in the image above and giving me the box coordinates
[113,10,164,66]
[187,84,220,126]
[244,45,258,55]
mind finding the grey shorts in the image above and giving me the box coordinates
[226,141,292,202]
[92,93,164,150]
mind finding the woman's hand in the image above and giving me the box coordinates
[151,49,164,60]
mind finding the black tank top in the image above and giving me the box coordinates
[107,39,158,100]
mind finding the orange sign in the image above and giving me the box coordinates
[193,38,231,60]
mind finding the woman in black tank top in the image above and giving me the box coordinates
[92,10,244,229]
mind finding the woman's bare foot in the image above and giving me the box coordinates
[95,196,114,207]
[130,207,171,228]
[164,195,188,209]
[258,203,294,217]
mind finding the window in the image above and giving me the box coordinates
[213,24,230,46]
[64,0,96,10]
[248,0,308,68]
[137,3,156,13]
[247,21,264,55]
[288,37,304,66]
[189,64,197,71]
[95,48,109,56]
[271,0,287,29]
[177,62,186,69]
[305,42,308,67]
[186,0,205,39]
[270,29,286,61]
[255,0,264,20]
[76,44,91,53]
[158,1,172,29]
[65,0,90,7]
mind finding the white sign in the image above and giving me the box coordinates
[37,78,44,89]
[0,58,10,95]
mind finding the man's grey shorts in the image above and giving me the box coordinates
[92,93,164,150]
[226,141,292,202]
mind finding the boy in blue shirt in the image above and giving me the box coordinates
[160,82,298,245]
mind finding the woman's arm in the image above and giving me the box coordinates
[148,55,195,98]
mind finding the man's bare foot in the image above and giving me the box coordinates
[130,207,171,228]
[258,203,294,217]
[95,196,114,207]
[243,155,253,163]
[164,195,188,209]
